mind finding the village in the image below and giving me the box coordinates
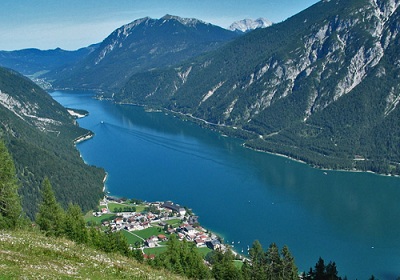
[91,196,227,259]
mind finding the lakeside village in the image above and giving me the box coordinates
[91,196,244,260]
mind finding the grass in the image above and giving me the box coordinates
[165,219,182,227]
[106,202,147,213]
[121,230,144,245]
[134,227,165,240]
[121,227,168,245]
[197,247,212,257]
[233,260,244,269]
[84,213,116,225]
[134,204,146,213]
[144,246,168,256]
[0,230,184,279]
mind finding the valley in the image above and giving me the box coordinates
[1,0,400,278]
[52,89,400,279]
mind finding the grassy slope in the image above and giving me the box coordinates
[0,230,184,280]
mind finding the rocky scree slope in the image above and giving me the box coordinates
[118,0,400,174]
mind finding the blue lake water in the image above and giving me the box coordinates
[51,90,400,279]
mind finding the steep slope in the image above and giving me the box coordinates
[0,230,183,279]
[0,45,98,76]
[118,0,400,174]
[49,15,239,92]
[0,67,104,218]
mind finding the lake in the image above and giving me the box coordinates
[51,90,400,279]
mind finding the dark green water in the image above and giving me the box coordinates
[51,90,400,279]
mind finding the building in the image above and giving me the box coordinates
[161,201,186,216]
[206,239,221,250]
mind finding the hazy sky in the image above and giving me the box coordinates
[0,0,319,51]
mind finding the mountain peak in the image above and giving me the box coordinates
[228,18,272,33]
[161,14,207,26]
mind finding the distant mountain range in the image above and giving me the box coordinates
[117,0,400,174]
[0,45,98,76]
[0,67,104,218]
[228,18,272,33]
[1,0,400,175]
[45,15,239,92]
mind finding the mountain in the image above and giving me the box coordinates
[0,45,99,76]
[228,18,272,33]
[0,67,104,218]
[117,0,400,175]
[48,15,239,92]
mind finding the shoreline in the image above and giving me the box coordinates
[73,132,94,144]
[67,109,87,119]
[157,105,400,178]
[101,195,248,261]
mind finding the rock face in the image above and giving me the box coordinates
[118,0,400,174]
[49,15,238,91]
[0,67,104,218]
[228,18,272,33]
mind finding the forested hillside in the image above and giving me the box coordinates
[47,15,238,92]
[117,0,400,175]
[0,67,104,218]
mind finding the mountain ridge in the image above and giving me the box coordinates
[47,15,239,92]
[0,45,99,76]
[0,67,104,218]
[117,0,400,174]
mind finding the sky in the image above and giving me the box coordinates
[0,0,320,51]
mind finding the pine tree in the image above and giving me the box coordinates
[65,203,88,244]
[265,242,282,280]
[313,257,326,280]
[35,177,65,237]
[281,245,300,280]
[325,261,340,280]
[211,249,243,280]
[0,140,23,229]
[246,240,266,280]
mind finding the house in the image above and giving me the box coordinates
[141,221,150,229]
[158,234,168,241]
[184,225,196,235]
[188,215,199,225]
[146,238,157,248]
[161,201,186,216]
[102,221,110,227]
[206,239,221,250]
[178,233,185,240]
[195,238,205,247]
[149,236,158,242]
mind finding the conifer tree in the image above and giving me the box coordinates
[65,203,88,244]
[265,242,282,279]
[0,140,23,229]
[35,177,65,237]
[281,245,299,280]
[246,240,266,279]
[211,249,243,280]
